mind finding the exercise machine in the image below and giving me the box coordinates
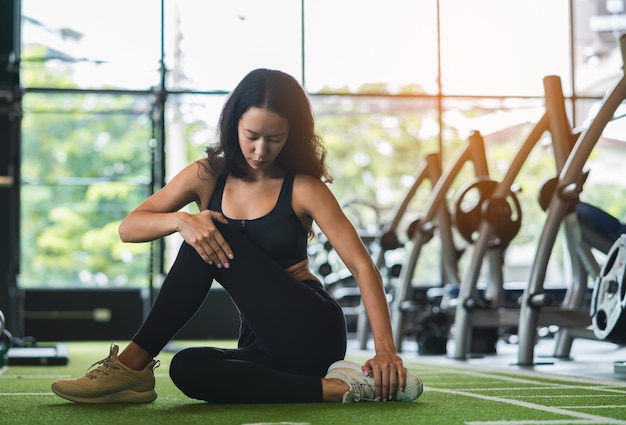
[516,34,626,366]
[451,74,581,359]
[360,131,491,352]
[354,151,450,349]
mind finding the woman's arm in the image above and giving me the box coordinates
[119,160,233,266]
[294,175,406,401]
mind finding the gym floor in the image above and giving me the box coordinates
[348,335,626,383]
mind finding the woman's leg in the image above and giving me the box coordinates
[51,241,222,404]
[213,223,347,376]
[169,347,326,403]
[169,223,348,403]
[131,241,216,358]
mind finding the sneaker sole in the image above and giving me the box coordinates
[51,386,157,404]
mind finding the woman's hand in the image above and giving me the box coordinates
[176,209,233,267]
[362,351,407,401]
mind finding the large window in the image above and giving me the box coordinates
[19,0,626,289]
[20,93,153,287]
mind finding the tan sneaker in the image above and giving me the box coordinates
[52,343,159,403]
[325,360,423,403]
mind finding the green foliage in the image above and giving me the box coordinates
[316,97,442,213]
[20,44,153,288]
[20,45,626,291]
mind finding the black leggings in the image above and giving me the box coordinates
[132,223,347,403]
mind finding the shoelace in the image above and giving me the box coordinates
[349,381,377,402]
[84,356,160,380]
[85,355,119,380]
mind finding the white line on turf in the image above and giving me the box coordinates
[453,387,625,393]
[0,373,170,379]
[431,367,626,388]
[511,394,626,398]
[427,387,626,425]
[0,392,56,396]
[0,375,72,379]
[466,421,621,424]
[559,405,626,409]
[240,423,311,425]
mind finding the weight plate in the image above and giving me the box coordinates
[591,234,626,343]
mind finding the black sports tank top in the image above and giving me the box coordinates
[208,173,309,269]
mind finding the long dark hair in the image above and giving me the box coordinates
[206,68,332,182]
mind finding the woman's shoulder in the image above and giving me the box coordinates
[179,158,225,183]
[292,173,334,202]
[172,159,220,194]
[177,159,222,210]
[292,172,325,188]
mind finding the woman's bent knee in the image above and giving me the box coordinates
[169,349,206,400]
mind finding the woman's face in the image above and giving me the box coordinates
[238,107,289,173]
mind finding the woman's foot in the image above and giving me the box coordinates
[51,343,159,403]
[324,360,423,403]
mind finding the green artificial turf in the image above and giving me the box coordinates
[1,341,626,425]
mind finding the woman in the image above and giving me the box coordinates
[51,68,422,404]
